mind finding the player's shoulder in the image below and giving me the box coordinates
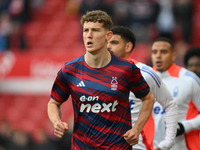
[179,68,200,86]
[65,55,84,66]
[60,55,84,72]
[66,55,84,65]
[113,53,131,63]
[136,62,161,85]
[112,54,138,69]
[136,62,157,75]
[136,62,150,69]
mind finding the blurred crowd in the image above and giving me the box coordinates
[0,119,72,150]
[0,0,29,52]
[67,0,194,44]
[66,0,195,66]
[1,0,195,53]
[0,0,45,53]
[0,0,196,57]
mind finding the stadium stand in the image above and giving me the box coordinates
[0,94,73,135]
[24,0,84,52]
[0,0,200,142]
[190,0,200,46]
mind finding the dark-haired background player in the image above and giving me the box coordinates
[108,26,178,150]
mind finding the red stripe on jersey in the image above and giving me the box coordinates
[167,63,182,77]
[185,101,200,150]
[141,114,154,150]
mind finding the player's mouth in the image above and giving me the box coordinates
[87,41,93,47]
[156,61,162,67]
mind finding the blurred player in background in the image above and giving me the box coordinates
[183,46,200,149]
[107,25,178,150]
[151,37,200,150]
[184,47,200,78]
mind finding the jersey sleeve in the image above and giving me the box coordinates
[182,71,200,133]
[190,72,200,112]
[129,63,150,98]
[140,65,178,149]
[51,64,71,103]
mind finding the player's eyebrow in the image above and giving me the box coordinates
[110,40,119,44]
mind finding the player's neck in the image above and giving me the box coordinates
[85,51,111,68]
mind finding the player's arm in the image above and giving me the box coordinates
[151,80,178,150]
[124,90,155,146]
[48,64,70,138]
[180,75,200,134]
[139,65,178,149]
[181,115,200,133]
[47,98,69,138]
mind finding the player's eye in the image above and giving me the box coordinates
[83,29,88,32]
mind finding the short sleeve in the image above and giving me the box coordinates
[51,64,71,103]
[129,63,150,98]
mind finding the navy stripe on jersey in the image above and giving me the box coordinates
[185,71,200,87]
[141,65,161,88]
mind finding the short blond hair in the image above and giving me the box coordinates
[80,10,113,30]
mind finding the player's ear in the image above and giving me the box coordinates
[125,42,133,53]
[172,51,177,61]
[106,31,113,41]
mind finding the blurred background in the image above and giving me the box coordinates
[0,0,200,149]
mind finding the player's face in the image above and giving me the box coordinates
[83,22,111,53]
[151,41,176,72]
[107,35,126,58]
[187,56,200,78]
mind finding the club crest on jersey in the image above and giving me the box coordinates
[111,77,118,91]
[173,86,179,97]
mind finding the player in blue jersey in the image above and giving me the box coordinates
[47,10,155,150]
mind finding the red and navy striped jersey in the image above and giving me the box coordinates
[51,53,150,150]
